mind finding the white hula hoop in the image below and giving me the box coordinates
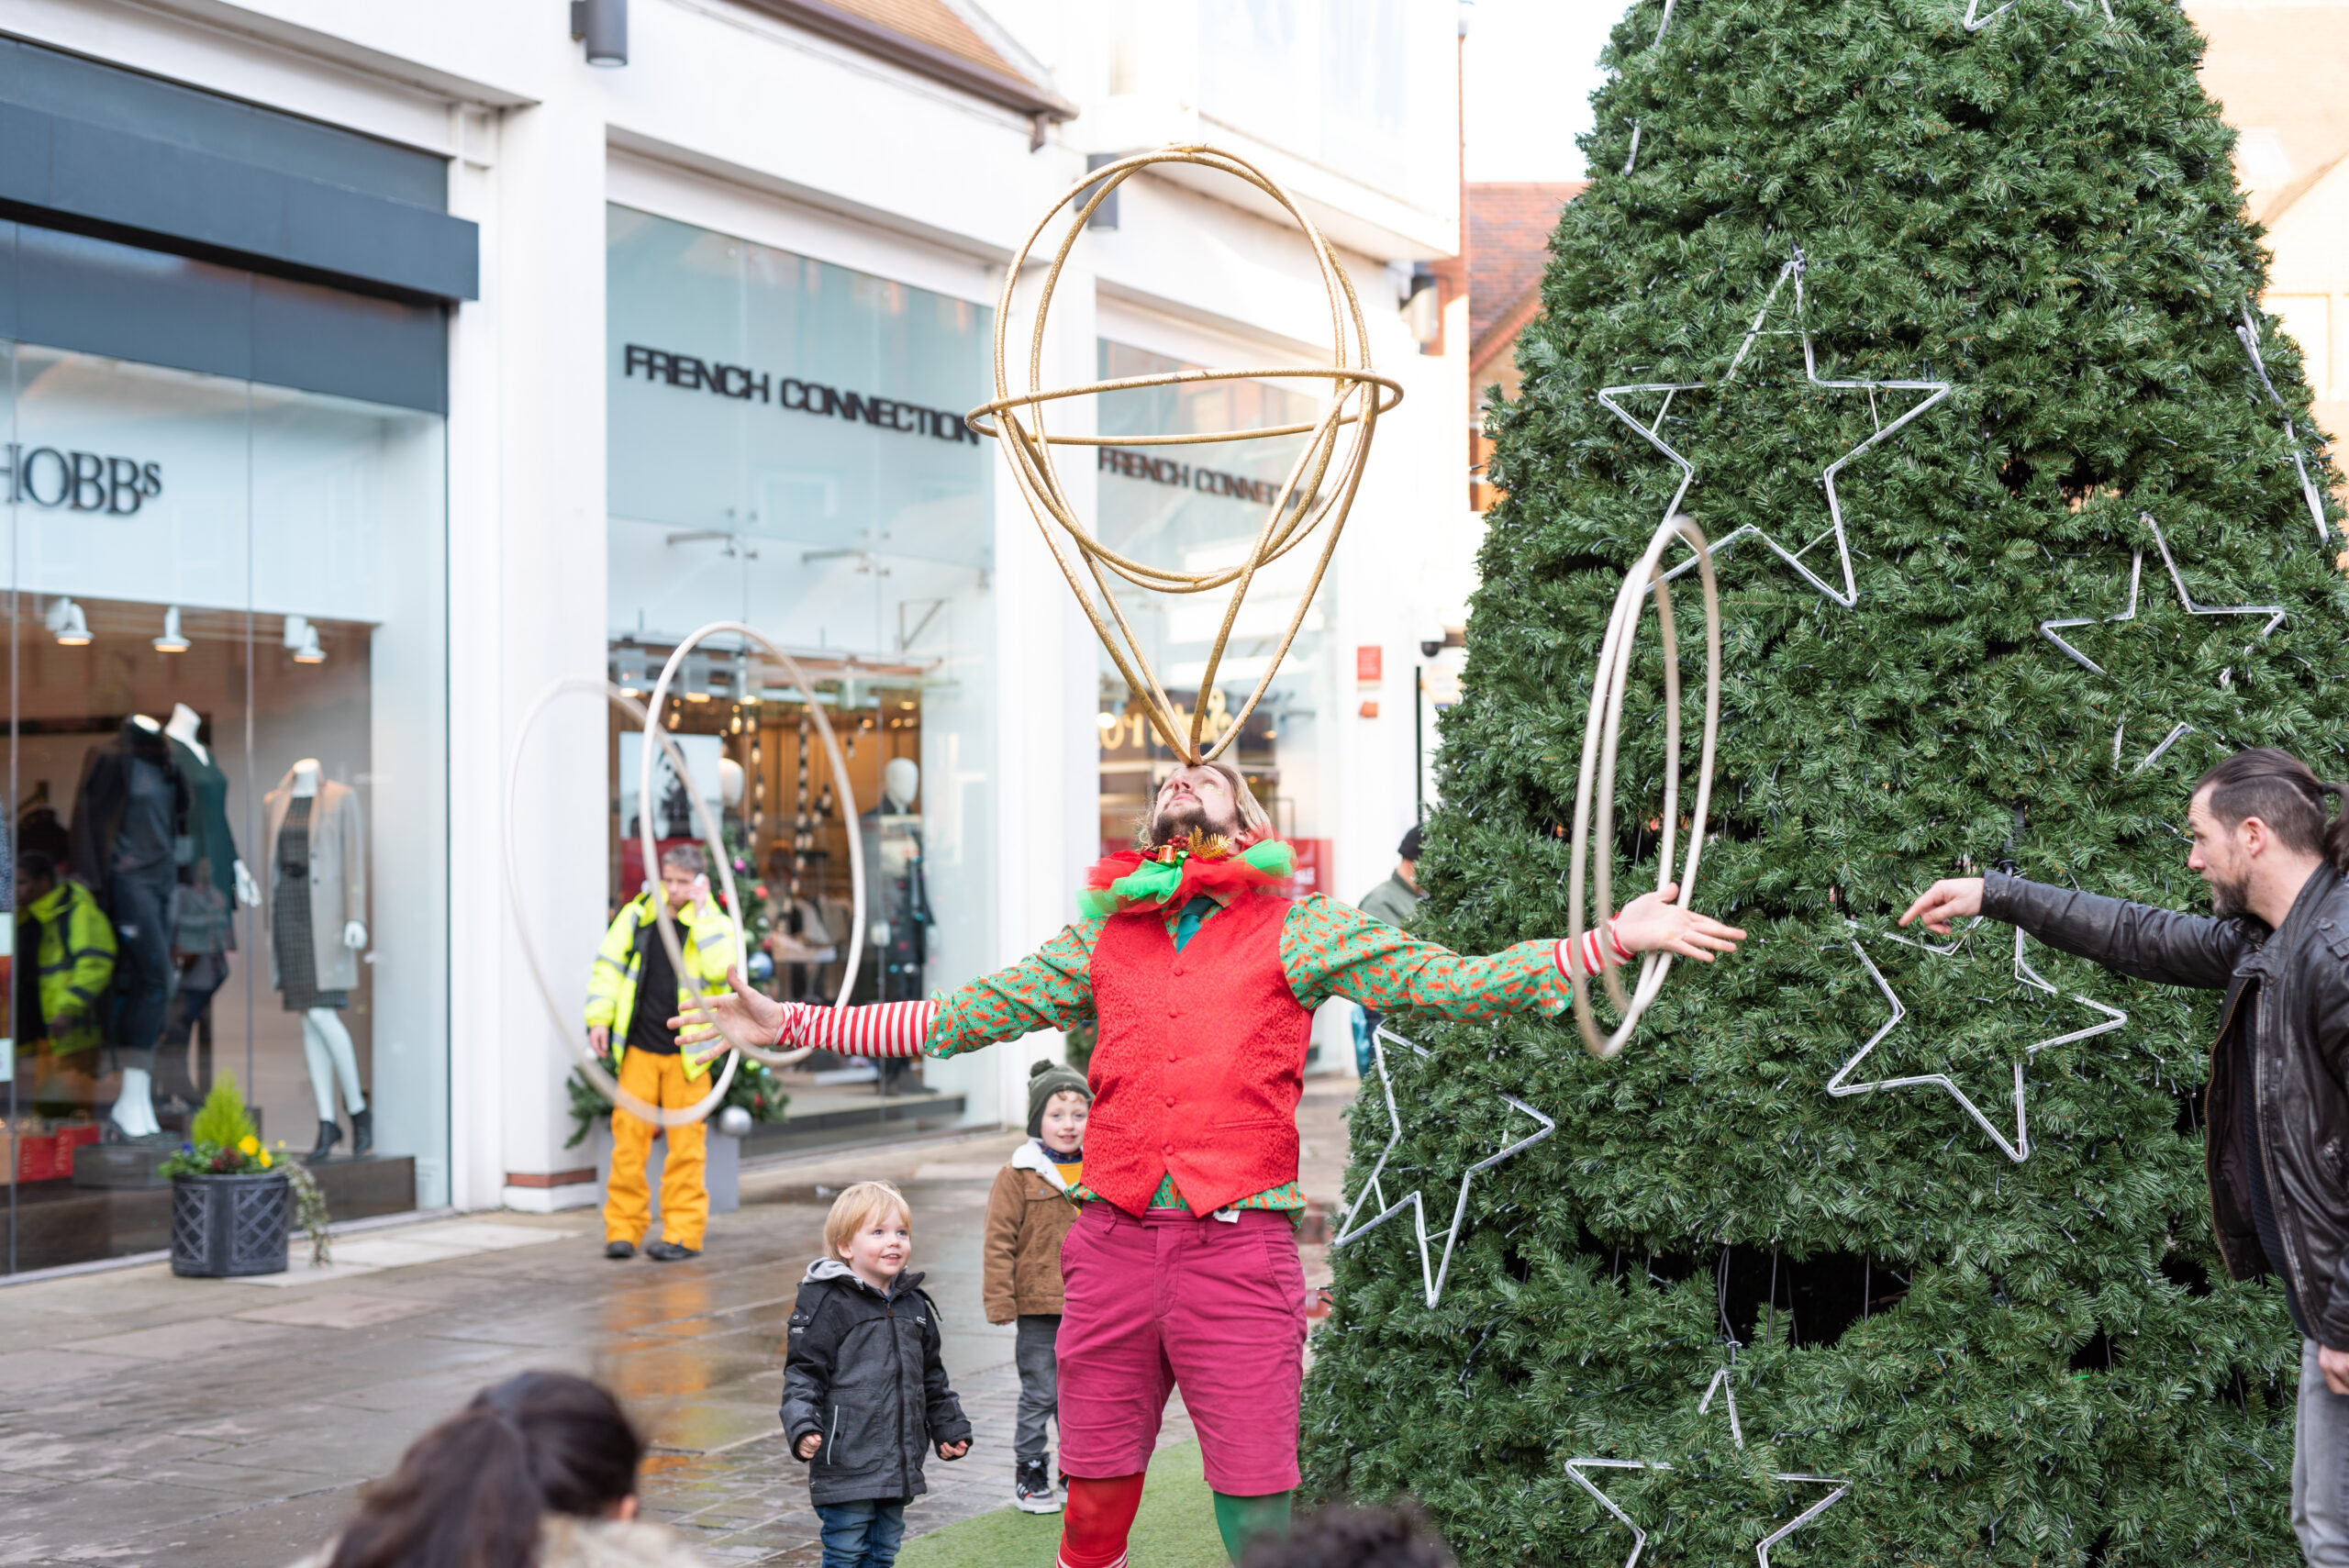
[503,680,739,1127]
[640,622,866,1067]
[1566,512,1722,1060]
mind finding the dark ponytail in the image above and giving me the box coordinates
[2322,781,2349,875]
[327,1373,644,1568]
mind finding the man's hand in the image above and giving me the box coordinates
[1900,877,1985,935]
[587,1025,610,1057]
[2321,1345,2349,1397]
[1613,884,1746,962]
[796,1432,821,1462]
[937,1439,970,1461]
[671,967,793,1052]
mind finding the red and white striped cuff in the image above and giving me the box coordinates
[1553,918,1632,981]
[790,999,935,1060]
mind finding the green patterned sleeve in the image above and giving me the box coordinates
[1282,894,1564,1018]
[925,916,1105,1059]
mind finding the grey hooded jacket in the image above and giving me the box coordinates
[780,1260,972,1505]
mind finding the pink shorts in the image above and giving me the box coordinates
[1054,1202,1309,1493]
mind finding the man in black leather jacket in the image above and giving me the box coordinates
[1903,746,2349,1565]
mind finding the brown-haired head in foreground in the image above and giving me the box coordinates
[327,1371,644,1568]
[2195,746,2349,873]
[1237,1503,1453,1568]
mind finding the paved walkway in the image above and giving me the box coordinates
[0,1080,1357,1567]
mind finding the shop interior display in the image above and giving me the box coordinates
[263,760,370,1161]
[1301,1,2345,1562]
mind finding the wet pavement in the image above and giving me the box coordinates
[0,1081,1355,1566]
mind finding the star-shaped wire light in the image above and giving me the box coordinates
[2235,302,2334,546]
[1963,0,2112,29]
[2037,510,2282,773]
[1332,1027,1555,1308]
[1564,1370,1853,1568]
[2040,512,2286,675]
[1598,249,1954,608]
[1620,0,1677,177]
[1825,923,2125,1162]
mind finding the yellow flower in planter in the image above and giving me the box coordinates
[259,1151,273,1169]
[238,1135,261,1156]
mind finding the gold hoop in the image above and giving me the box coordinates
[970,145,1404,763]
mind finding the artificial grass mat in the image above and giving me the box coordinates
[897,1441,1224,1568]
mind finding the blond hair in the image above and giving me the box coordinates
[823,1181,910,1262]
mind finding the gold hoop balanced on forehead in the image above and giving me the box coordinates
[968,145,1405,765]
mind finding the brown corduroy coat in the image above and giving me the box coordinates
[982,1142,1081,1323]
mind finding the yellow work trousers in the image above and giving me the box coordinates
[604,1049,708,1249]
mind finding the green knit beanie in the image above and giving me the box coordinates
[1026,1058,1091,1139]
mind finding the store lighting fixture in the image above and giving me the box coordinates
[284,614,326,664]
[570,0,628,66]
[153,606,190,654]
[47,598,91,647]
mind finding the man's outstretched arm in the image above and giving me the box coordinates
[1902,871,2243,990]
[1291,884,1745,1019]
[673,919,1103,1062]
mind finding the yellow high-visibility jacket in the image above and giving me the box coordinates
[26,879,116,1055]
[584,892,739,1078]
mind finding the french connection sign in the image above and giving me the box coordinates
[606,206,994,572]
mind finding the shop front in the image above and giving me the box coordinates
[0,250,452,1272]
[0,39,466,1273]
[604,206,997,1150]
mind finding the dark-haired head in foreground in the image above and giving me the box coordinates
[326,1371,645,1568]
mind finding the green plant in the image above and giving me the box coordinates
[186,1075,256,1151]
[1301,2,2342,1562]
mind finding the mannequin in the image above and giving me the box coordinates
[70,715,190,1141]
[157,703,260,1111]
[264,759,370,1160]
[859,756,932,1091]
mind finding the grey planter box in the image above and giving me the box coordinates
[171,1172,290,1277]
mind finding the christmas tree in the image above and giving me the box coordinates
[1303,2,2347,1562]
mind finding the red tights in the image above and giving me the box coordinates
[1058,1473,1147,1568]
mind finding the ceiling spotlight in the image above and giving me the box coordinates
[284,615,326,664]
[153,606,190,654]
[47,598,91,647]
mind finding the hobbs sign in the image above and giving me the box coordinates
[2,444,164,516]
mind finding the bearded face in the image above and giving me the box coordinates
[1150,766,1241,845]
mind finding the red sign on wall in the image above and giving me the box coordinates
[1355,645,1383,684]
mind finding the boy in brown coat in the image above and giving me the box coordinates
[984,1059,1089,1515]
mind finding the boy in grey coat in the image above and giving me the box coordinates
[782,1182,972,1568]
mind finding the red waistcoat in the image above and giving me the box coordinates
[1084,891,1309,1215]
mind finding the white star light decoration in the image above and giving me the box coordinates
[2235,303,2335,547]
[2038,510,2283,773]
[1564,1370,1854,1568]
[1827,923,2126,1163]
[1598,250,1954,608]
[1332,1028,1555,1308]
[1963,0,2111,31]
[1620,0,1676,177]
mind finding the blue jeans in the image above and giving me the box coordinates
[2297,1339,2349,1564]
[816,1497,907,1568]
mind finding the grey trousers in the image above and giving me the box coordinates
[2298,1339,2349,1565]
[1015,1313,1062,1468]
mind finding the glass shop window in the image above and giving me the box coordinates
[605,206,996,1135]
[0,342,449,1274]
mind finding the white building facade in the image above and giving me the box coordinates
[0,0,1478,1270]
